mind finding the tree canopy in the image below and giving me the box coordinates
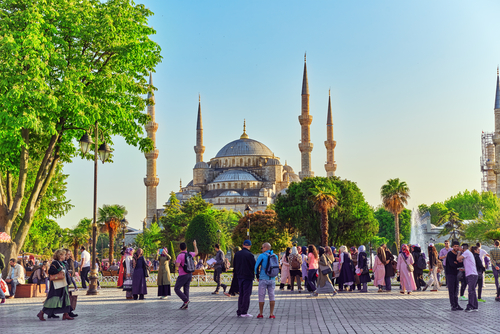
[274,176,378,247]
[0,0,162,267]
[380,178,410,251]
[374,207,411,251]
[185,212,224,262]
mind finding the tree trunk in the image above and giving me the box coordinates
[0,242,18,277]
[394,212,400,252]
[321,208,329,247]
[109,229,115,264]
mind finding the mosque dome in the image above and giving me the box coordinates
[194,161,209,169]
[213,170,258,182]
[266,158,280,166]
[220,190,240,196]
[284,172,301,182]
[283,164,294,173]
[215,138,274,158]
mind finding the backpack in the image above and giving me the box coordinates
[222,258,230,272]
[417,254,426,270]
[182,252,195,273]
[264,252,280,278]
[290,255,300,270]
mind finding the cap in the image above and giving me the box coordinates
[243,240,252,246]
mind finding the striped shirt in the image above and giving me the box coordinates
[490,246,500,267]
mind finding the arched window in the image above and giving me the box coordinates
[217,184,220,189]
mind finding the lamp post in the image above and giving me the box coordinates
[79,121,112,296]
[244,204,253,239]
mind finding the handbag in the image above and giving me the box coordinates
[332,262,340,278]
[391,260,398,272]
[144,265,150,278]
[361,266,369,275]
[49,271,65,281]
[404,257,414,272]
[69,292,78,310]
[123,278,133,291]
[320,265,332,275]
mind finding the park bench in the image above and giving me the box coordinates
[6,283,46,298]
[191,269,207,282]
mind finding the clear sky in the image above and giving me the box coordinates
[60,0,500,230]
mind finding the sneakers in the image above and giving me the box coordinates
[240,314,253,318]
[257,314,264,319]
[211,291,219,295]
[495,297,500,302]
[464,307,477,312]
[459,296,468,301]
[456,306,464,311]
[160,296,167,300]
[180,301,190,309]
[478,299,486,303]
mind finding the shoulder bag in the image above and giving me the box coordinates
[319,258,332,275]
[404,256,414,272]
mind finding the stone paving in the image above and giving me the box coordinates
[0,284,499,334]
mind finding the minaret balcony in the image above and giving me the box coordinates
[298,114,313,126]
[145,122,159,132]
[144,177,160,187]
[144,149,159,159]
[298,142,314,152]
[324,140,336,150]
[324,163,337,172]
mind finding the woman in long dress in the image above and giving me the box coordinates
[122,247,134,299]
[350,247,360,291]
[396,244,417,294]
[357,245,371,292]
[225,247,241,297]
[157,247,172,299]
[37,249,74,321]
[280,247,291,290]
[315,246,335,296]
[132,248,148,300]
[424,244,440,292]
[117,247,127,288]
[337,246,355,292]
[373,247,386,292]
[383,244,395,292]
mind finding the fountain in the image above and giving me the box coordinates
[409,208,426,248]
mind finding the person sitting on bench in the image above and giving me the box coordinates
[5,259,25,298]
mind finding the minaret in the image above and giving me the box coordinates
[298,54,314,179]
[324,90,337,177]
[493,67,500,197]
[194,95,205,163]
[144,72,159,228]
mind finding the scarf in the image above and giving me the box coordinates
[133,248,143,268]
[357,245,365,264]
[402,244,410,260]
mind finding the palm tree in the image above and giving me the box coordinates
[63,221,91,258]
[309,185,338,246]
[380,178,410,252]
[97,204,128,264]
[437,208,464,242]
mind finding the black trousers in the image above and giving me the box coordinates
[214,267,225,292]
[446,274,459,308]
[459,272,467,296]
[237,278,253,316]
[81,267,90,289]
[174,273,192,303]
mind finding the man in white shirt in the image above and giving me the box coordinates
[457,244,478,312]
[5,259,25,298]
[476,243,489,288]
[80,246,91,289]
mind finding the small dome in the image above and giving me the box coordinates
[215,138,274,158]
[194,161,209,169]
[220,190,240,196]
[283,164,294,173]
[284,172,301,182]
[187,180,193,187]
[213,170,257,182]
[266,158,280,166]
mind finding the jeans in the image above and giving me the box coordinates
[384,276,392,291]
[446,274,459,308]
[459,272,467,296]
[9,279,20,297]
[290,273,302,291]
[466,275,478,310]
[237,278,252,315]
[174,273,192,303]
[476,276,483,299]
[258,279,275,303]
[307,269,317,292]
[81,267,90,289]
[214,267,225,292]
[493,265,500,291]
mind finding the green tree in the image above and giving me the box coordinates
[134,222,162,259]
[0,0,161,272]
[22,218,63,255]
[62,218,92,259]
[168,241,177,273]
[374,207,411,250]
[211,209,241,249]
[232,210,292,254]
[309,185,338,247]
[380,178,410,251]
[437,208,464,242]
[444,190,500,221]
[97,204,128,264]
[275,177,378,247]
[185,213,223,263]
[485,228,500,241]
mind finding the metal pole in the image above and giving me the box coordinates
[87,121,99,295]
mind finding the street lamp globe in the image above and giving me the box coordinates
[79,133,94,154]
[98,142,112,163]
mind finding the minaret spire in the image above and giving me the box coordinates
[298,54,314,179]
[240,119,249,139]
[495,66,500,110]
[324,90,337,177]
[144,72,159,228]
[194,95,205,163]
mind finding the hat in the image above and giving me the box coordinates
[243,240,252,246]
[428,243,434,247]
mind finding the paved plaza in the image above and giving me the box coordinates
[0,285,498,334]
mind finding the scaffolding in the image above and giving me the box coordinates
[480,132,496,192]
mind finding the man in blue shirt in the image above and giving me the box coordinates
[254,242,276,319]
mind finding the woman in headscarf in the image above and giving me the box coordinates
[122,247,134,299]
[373,246,386,292]
[288,246,303,292]
[337,246,355,292]
[424,244,440,292]
[350,246,361,291]
[382,244,394,292]
[132,248,148,300]
[396,244,417,294]
[357,245,371,292]
[279,247,291,290]
[157,247,171,299]
[315,246,336,296]
[224,246,241,297]
[117,246,127,288]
